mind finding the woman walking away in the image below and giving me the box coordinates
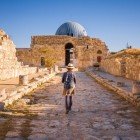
[62,63,76,114]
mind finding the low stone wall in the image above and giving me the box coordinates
[125,57,140,80]
[0,72,56,109]
[0,66,38,80]
[101,49,140,81]
[20,66,37,75]
[86,70,140,107]
[101,58,122,76]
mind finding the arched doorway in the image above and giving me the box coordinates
[97,56,102,62]
[65,43,74,66]
[97,50,102,63]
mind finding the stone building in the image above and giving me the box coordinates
[16,22,108,69]
[0,29,37,80]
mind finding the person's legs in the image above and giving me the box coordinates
[65,95,69,114]
[69,96,72,110]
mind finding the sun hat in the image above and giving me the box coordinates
[67,63,74,69]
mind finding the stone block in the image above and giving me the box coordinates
[132,81,140,94]
[54,65,59,72]
[0,88,5,95]
[49,68,53,74]
[0,89,7,102]
[8,90,17,97]
[19,75,28,85]
[117,82,125,87]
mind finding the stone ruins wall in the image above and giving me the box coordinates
[101,49,140,81]
[101,58,122,76]
[16,35,108,69]
[125,56,140,80]
[0,29,37,80]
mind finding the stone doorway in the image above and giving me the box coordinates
[65,43,74,66]
[41,57,45,66]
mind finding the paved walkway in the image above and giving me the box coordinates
[0,72,140,140]
[92,69,133,92]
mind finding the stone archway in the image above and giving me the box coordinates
[65,43,74,66]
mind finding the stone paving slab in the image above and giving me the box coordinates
[86,68,140,107]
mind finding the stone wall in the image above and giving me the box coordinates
[16,35,108,69]
[101,49,140,81]
[101,58,122,76]
[125,56,140,80]
[0,29,38,80]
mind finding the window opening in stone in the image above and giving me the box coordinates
[97,50,102,54]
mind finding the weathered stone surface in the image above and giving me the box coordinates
[3,72,56,106]
[132,81,140,94]
[86,70,140,107]
[0,88,5,95]
[0,29,39,80]
[101,49,140,81]
[54,65,59,73]
[19,75,29,86]
[0,88,7,102]
[1,72,140,139]
[16,36,108,69]
[112,136,122,140]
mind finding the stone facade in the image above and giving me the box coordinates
[0,29,38,80]
[101,49,140,81]
[16,35,108,69]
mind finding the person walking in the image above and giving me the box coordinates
[62,63,76,114]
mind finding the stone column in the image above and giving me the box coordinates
[49,68,53,74]
[54,65,59,73]
[19,75,28,86]
[36,67,40,73]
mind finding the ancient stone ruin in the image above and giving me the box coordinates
[101,49,140,81]
[16,36,108,70]
[0,29,37,80]
[16,22,108,70]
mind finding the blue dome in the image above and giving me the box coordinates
[55,21,87,37]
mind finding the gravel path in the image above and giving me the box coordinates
[0,72,140,140]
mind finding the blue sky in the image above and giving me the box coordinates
[0,0,140,51]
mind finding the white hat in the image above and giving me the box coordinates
[67,63,74,69]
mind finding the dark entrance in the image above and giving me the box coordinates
[41,57,45,66]
[97,56,102,63]
[65,43,74,66]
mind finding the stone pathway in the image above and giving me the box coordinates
[0,72,140,140]
[92,69,133,92]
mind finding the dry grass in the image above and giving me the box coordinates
[107,48,140,59]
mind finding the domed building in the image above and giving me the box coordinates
[16,21,108,69]
[56,22,87,37]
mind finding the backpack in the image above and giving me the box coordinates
[64,72,75,89]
